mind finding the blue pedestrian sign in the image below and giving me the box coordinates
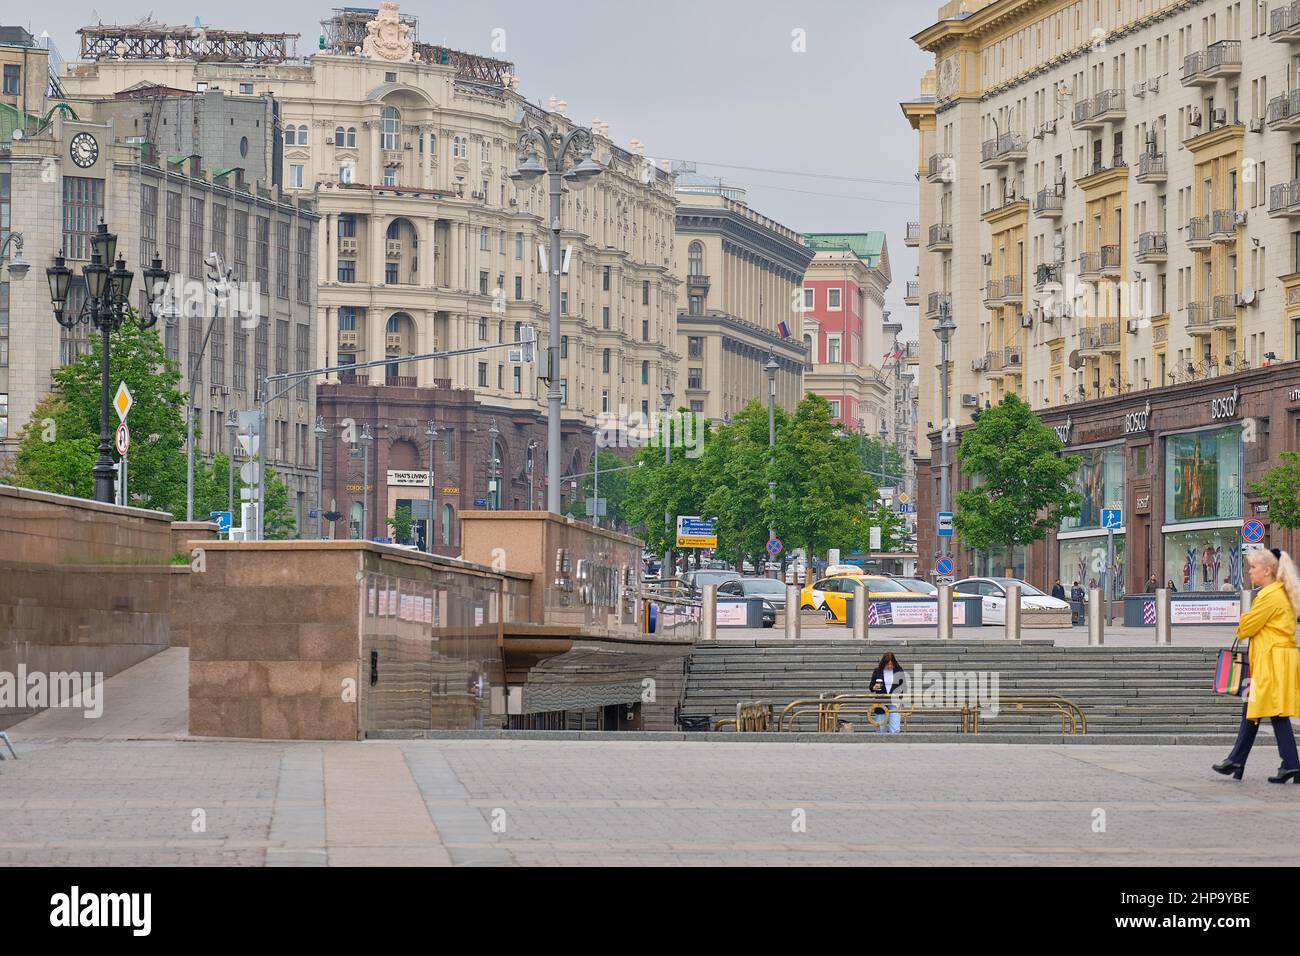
[1243,519,1265,543]
[937,512,954,537]
[934,556,953,576]
[766,537,783,557]
[209,510,232,533]
[1101,508,1123,529]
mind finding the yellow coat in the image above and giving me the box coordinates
[1240,581,1300,720]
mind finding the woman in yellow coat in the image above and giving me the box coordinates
[1214,548,1300,782]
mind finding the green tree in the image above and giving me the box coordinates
[623,412,712,561]
[387,505,414,544]
[1250,452,1300,530]
[564,449,638,531]
[954,393,1081,574]
[3,315,188,513]
[846,432,906,490]
[192,453,297,539]
[698,401,781,569]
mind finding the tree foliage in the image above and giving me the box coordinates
[565,449,637,531]
[1250,452,1300,531]
[954,393,1081,570]
[387,505,415,545]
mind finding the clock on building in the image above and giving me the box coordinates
[70,132,99,168]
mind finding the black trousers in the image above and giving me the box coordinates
[1226,702,1300,769]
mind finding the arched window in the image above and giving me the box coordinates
[334,126,345,146]
[803,334,814,361]
[386,220,401,240]
[301,125,311,145]
[386,315,402,333]
[688,241,704,276]
[441,503,454,546]
[284,126,296,146]
[453,136,467,159]
[428,132,436,156]
[346,127,357,148]
[381,107,401,151]
[480,140,489,162]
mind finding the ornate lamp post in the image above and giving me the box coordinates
[424,419,438,551]
[46,222,169,504]
[511,115,603,514]
[660,383,673,579]
[315,415,328,540]
[358,424,373,539]
[487,418,500,510]
[0,232,30,280]
[934,303,957,559]
[765,356,779,578]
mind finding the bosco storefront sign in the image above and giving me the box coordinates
[1124,400,1152,434]
[1210,386,1240,421]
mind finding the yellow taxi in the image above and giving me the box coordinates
[800,574,925,623]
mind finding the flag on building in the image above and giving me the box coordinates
[777,319,791,338]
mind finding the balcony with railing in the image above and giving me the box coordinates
[1100,244,1122,276]
[1185,301,1213,332]
[1181,40,1241,85]
[904,221,921,246]
[980,132,1028,169]
[1078,322,1121,355]
[1035,261,1063,288]
[1078,251,1102,278]
[1080,153,1128,184]
[1033,186,1064,218]
[1210,208,1242,241]
[1136,152,1167,183]
[1072,89,1125,129]
[338,371,370,385]
[927,222,953,250]
[1271,1,1300,40]
[926,291,951,318]
[1268,90,1300,130]
[983,280,1000,308]
[904,280,920,306]
[687,273,710,291]
[999,274,1023,303]
[1212,294,1239,327]
[926,153,954,183]
[1270,180,1300,218]
[1136,231,1167,263]
[1186,215,1212,249]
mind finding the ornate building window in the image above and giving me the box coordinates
[381,107,401,151]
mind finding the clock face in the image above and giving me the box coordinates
[70,132,99,168]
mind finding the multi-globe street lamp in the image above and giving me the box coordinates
[511,114,603,515]
[45,222,169,504]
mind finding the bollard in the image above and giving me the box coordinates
[1004,583,1021,641]
[1154,587,1172,645]
[1087,587,1105,645]
[937,585,954,640]
[851,582,868,641]
[701,584,718,642]
[1241,588,1255,616]
[785,584,801,640]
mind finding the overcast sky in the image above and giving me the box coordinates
[25,0,936,340]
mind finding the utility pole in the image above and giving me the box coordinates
[936,303,956,560]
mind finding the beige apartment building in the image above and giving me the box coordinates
[674,179,811,422]
[60,5,681,432]
[904,0,1300,586]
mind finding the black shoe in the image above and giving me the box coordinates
[1267,767,1300,784]
[1213,760,1245,780]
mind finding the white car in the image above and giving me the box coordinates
[952,577,1071,625]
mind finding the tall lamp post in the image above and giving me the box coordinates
[765,356,779,578]
[225,411,238,527]
[424,419,438,551]
[45,223,169,503]
[511,115,603,514]
[0,232,31,280]
[186,253,229,520]
[358,424,373,540]
[660,384,673,579]
[487,418,500,510]
[314,415,327,540]
[935,303,957,559]
[526,439,538,511]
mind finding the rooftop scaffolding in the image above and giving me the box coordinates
[78,20,299,63]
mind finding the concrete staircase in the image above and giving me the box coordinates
[682,639,1252,742]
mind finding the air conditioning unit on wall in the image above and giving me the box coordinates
[960,394,979,408]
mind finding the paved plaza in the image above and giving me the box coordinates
[5,732,1300,866]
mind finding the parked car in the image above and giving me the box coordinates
[800,574,923,622]
[679,569,743,595]
[717,577,791,611]
[894,577,938,595]
[952,577,1071,625]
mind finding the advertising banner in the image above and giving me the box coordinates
[1171,599,1240,624]
[866,600,967,626]
[716,602,748,626]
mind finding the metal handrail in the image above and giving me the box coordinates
[778,694,973,734]
[974,696,1087,734]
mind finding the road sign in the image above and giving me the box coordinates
[114,423,130,455]
[113,381,133,422]
[935,575,955,586]
[766,537,783,557]
[937,511,954,537]
[1243,519,1265,543]
[474,498,488,508]
[239,460,261,486]
[209,510,232,533]
[676,515,717,549]
[934,556,953,576]
[898,493,910,505]
[1101,508,1123,529]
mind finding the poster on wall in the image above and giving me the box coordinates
[1166,427,1242,523]
[1066,444,1126,531]
[1163,528,1244,592]
[1171,600,1241,624]
[716,602,748,627]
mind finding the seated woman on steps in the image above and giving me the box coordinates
[1213,548,1300,783]
[869,652,906,735]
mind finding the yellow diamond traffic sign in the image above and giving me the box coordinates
[113,381,133,422]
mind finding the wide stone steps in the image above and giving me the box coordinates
[682,640,1245,738]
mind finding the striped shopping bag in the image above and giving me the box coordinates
[1213,638,1248,696]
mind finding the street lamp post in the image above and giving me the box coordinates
[660,384,673,579]
[0,232,31,280]
[315,415,327,540]
[512,115,603,515]
[765,356,779,579]
[424,419,438,551]
[358,424,373,540]
[186,253,230,520]
[526,439,538,511]
[935,303,957,559]
[225,411,238,529]
[45,223,169,504]
[487,418,499,511]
